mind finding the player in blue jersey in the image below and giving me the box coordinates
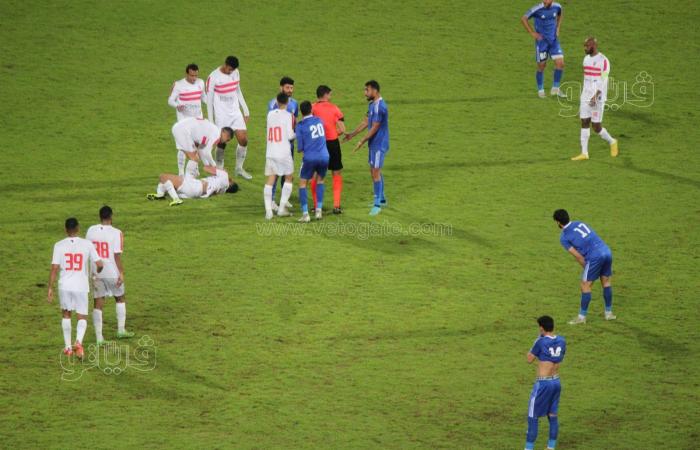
[524,315,566,450]
[553,209,617,324]
[295,101,330,222]
[268,77,299,211]
[344,80,389,216]
[521,1,565,98]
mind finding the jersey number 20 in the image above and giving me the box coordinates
[310,123,325,139]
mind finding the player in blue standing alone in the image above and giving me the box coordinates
[524,315,566,450]
[296,101,330,223]
[344,80,389,216]
[268,76,299,210]
[553,209,617,324]
[521,1,566,98]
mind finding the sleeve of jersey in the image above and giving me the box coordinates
[559,234,571,251]
[115,231,123,254]
[524,5,537,18]
[296,124,303,152]
[90,243,102,263]
[602,58,611,79]
[237,86,250,116]
[52,244,61,265]
[335,106,344,121]
[287,117,296,141]
[529,338,541,358]
[205,76,214,119]
[168,83,179,108]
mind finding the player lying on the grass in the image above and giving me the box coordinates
[171,117,234,175]
[344,80,389,216]
[524,315,566,450]
[553,209,617,324]
[263,93,296,219]
[295,100,330,223]
[571,37,619,160]
[147,161,238,206]
[86,205,134,344]
[48,218,104,359]
[521,0,565,98]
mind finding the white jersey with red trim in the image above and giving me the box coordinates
[168,78,205,122]
[52,237,102,293]
[203,169,230,197]
[581,53,611,103]
[173,118,221,152]
[205,68,250,123]
[266,109,296,159]
[86,224,123,279]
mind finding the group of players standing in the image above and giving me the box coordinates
[150,55,390,218]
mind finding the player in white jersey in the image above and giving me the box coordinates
[171,118,234,175]
[572,37,619,161]
[205,56,252,179]
[147,161,238,206]
[168,63,206,123]
[48,218,104,358]
[263,93,296,219]
[86,206,133,344]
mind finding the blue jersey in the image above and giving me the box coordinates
[367,97,389,152]
[268,97,299,118]
[524,2,562,43]
[560,221,610,259]
[295,116,329,161]
[530,335,566,364]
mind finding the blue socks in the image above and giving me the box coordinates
[380,174,385,203]
[299,187,308,214]
[553,69,563,88]
[548,415,558,449]
[526,417,538,449]
[536,71,544,91]
[580,292,592,316]
[316,183,324,210]
[373,180,382,207]
[603,286,613,312]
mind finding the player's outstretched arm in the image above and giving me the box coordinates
[343,116,368,142]
[353,122,381,153]
[47,264,59,302]
[202,165,218,175]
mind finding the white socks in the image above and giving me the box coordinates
[177,151,186,176]
[235,145,247,171]
[580,128,591,155]
[216,147,225,169]
[279,182,293,211]
[62,318,72,349]
[264,185,273,215]
[163,180,180,202]
[76,319,87,344]
[598,128,615,144]
[93,309,103,341]
[116,302,126,333]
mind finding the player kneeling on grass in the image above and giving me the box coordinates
[296,100,330,222]
[147,161,238,206]
[86,205,133,343]
[263,93,296,220]
[48,218,104,359]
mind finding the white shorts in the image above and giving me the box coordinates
[178,174,203,198]
[215,113,246,131]
[265,156,294,176]
[580,100,605,123]
[173,127,194,152]
[93,278,125,299]
[59,290,89,315]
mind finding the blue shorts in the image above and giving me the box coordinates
[582,250,613,282]
[528,378,561,418]
[299,158,328,180]
[535,38,563,63]
[368,149,387,169]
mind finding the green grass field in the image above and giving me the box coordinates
[1,0,699,448]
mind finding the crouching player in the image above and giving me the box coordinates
[524,315,566,450]
[147,161,238,205]
[296,101,330,222]
[171,117,233,174]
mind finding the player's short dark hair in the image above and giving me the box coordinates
[553,209,570,225]
[99,205,113,220]
[280,76,294,86]
[365,80,380,91]
[225,56,239,69]
[65,217,79,231]
[226,182,239,194]
[316,85,331,98]
[221,126,234,139]
[300,100,312,116]
[186,63,199,73]
[537,315,555,332]
[276,92,289,105]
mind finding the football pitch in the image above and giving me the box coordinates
[1,0,699,448]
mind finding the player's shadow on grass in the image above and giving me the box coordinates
[390,156,562,172]
[597,158,700,189]
[606,321,692,362]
